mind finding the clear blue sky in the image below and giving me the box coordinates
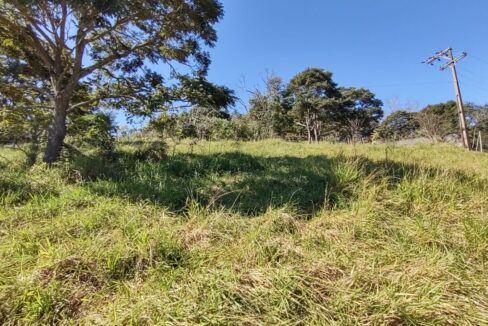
[205,0,488,115]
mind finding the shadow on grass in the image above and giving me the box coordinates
[73,152,333,215]
[0,174,59,206]
[66,150,486,216]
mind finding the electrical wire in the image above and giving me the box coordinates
[456,73,488,100]
[470,54,488,67]
[457,66,486,83]
[457,72,488,92]
[362,81,451,88]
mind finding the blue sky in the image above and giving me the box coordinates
[205,0,488,115]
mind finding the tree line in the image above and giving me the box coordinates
[148,70,488,147]
[149,68,385,144]
[1,0,487,166]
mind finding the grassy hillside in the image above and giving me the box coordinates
[1,140,488,325]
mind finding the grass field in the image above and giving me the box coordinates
[1,140,488,325]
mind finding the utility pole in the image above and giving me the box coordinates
[480,131,484,153]
[423,48,471,149]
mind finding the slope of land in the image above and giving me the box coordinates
[1,140,488,325]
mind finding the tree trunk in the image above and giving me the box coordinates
[43,93,69,163]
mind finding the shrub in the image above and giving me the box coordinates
[68,112,117,158]
[132,140,168,162]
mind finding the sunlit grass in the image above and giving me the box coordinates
[1,140,488,324]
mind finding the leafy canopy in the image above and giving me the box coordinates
[374,110,419,141]
[340,87,384,140]
[285,68,341,142]
[0,0,232,162]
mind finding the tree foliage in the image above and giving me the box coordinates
[150,68,385,144]
[417,101,458,141]
[0,0,229,162]
[374,110,419,141]
[340,87,383,142]
[285,68,341,143]
[68,112,116,158]
[149,105,253,141]
[248,75,289,140]
[467,103,488,149]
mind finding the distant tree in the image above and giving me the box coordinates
[248,74,289,140]
[149,97,238,141]
[230,116,253,140]
[340,87,383,142]
[186,106,231,140]
[373,110,419,141]
[467,104,488,130]
[417,101,458,141]
[466,103,488,149]
[285,68,342,143]
[0,0,228,163]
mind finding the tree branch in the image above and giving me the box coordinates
[80,39,155,78]
[0,15,55,70]
[67,97,102,112]
[67,94,136,113]
[13,2,57,43]
[84,16,132,43]
[0,79,53,98]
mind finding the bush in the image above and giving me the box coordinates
[68,112,117,158]
[132,140,168,162]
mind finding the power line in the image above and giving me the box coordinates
[458,67,488,87]
[457,72,488,91]
[363,81,451,88]
[457,71,482,84]
[457,67,485,82]
[456,67,488,92]
[456,74,488,97]
[470,54,488,66]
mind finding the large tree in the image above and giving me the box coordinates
[417,101,458,141]
[248,74,289,140]
[285,68,341,143]
[0,0,228,163]
[373,110,419,141]
[340,87,383,142]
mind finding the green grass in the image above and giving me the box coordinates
[1,140,488,325]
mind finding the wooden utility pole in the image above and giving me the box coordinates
[423,48,471,149]
[479,131,483,153]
